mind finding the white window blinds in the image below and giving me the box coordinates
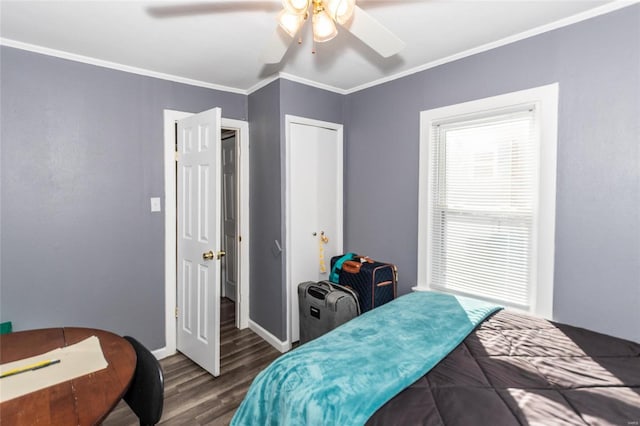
[429,107,538,309]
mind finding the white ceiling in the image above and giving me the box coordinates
[0,0,628,94]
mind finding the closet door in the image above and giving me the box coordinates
[287,117,343,343]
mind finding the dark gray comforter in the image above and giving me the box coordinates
[367,310,640,425]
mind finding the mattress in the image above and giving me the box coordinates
[367,310,640,425]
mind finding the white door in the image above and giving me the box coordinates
[177,107,222,377]
[287,118,343,343]
[221,132,238,302]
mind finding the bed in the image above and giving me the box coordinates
[233,292,640,426]
[368,309,640,425]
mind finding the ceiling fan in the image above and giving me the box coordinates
[263,0,405,63]
[147,0,405,64]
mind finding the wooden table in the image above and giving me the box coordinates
[0,327,136,425]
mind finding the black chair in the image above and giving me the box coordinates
[123,336,165,426]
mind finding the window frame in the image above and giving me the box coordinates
[416,83,559,319]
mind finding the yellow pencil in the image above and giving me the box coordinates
[0,359,61,379]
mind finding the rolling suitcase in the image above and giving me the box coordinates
[330,254,398,313]
[298,281,360,344]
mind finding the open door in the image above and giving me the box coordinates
[176,107,222,377]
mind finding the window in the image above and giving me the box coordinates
[417,84,559,318]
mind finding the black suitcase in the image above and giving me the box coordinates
[298,281,360,344]
[330,254,398,313]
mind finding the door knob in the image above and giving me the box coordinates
[216,250,226,260]
[203,250,214,260]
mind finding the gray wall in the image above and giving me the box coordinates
[1,5,637,349]
[344,5,640,342]
[248,79,345,341]
[247,80,284,339]
[279,79,345,124]
[0,46,247,350]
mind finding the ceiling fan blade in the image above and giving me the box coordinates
[147,1,281,18]
[261,27,295,64]
[342,5,405,58]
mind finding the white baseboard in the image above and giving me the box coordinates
[152,346,175,360]
[152,320,289,361]
[248,319,291,353]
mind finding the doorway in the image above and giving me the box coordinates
[221,129,238,303]
[285,115,343,345]
[161,110,250,363]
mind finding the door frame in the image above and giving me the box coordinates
[285,114,343,346]
[161,109,250,359]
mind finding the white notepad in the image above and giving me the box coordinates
[0,335,108,403]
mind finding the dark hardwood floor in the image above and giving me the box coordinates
[103,298,281,425]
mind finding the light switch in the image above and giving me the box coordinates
[150,197,161,212]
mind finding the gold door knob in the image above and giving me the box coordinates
[203,250,214,260]
[216,250,226,260]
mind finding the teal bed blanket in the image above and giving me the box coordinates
[231,291,501,426]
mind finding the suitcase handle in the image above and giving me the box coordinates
[376,280,393,287]
[307,286,329,300]
[323,281,361,316]
[342,260,361,274]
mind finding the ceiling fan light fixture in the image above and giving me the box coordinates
[282,0,310,15]
[312,9,338,42]
[278,9,305,37]
[326,0,356,25]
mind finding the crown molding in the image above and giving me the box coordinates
[277,72,347,95]
[246,74,280,95]
[344,0,638,94]
[0,38,247,95]
[1,1,636,97]
[245,73,346,95]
